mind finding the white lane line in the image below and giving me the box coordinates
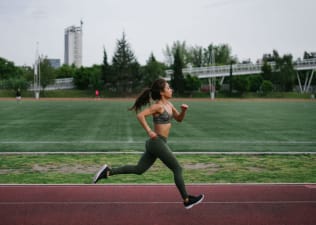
[0,140,315,144]
[1,152,316,155]
[0,201,315,205]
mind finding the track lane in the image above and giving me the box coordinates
[0,184,315,225]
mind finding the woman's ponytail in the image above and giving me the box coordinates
[129,88,151,112]
[129,78,167,112]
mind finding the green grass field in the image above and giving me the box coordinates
[0,99,315,152]
[1,98,315,184]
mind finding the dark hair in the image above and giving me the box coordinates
[129,78,167,112]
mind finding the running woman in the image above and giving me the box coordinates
[93,78,204,209]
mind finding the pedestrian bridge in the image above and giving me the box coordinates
[165,58,316,79]
[165,58,316,94]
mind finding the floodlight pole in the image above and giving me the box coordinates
[209,51,216,100]
[34,42,40,99]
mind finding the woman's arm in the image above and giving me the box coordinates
[171,103,189,122]
[136,104,162,138]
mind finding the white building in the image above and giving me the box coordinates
[64,22,83,67]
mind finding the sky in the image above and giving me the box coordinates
[0,0,315,67]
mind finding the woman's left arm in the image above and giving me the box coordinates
[171,103,189,122]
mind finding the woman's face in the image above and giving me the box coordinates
[161,82,173,99]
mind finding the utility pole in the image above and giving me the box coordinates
[34,42,40,99]
[209,49,216,100]
[229,60,233,96]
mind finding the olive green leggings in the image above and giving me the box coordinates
[110,136,188,200]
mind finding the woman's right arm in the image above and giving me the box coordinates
[137,104,161,139]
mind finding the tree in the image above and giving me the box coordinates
[101,47,111,85]
[0,57,21,80]
[5,77,29,91]
[188,46,203,67]
[89,65,103,91]
[164,42,233,69]
[163,41,189,67]
[233,76,249,94]
[261,80,274,94]
[142,53,166,87]
[39,57,56,91]
[112,32,138,93]
[272,51,295,91]
[55,64,76,78]
[129,61,141,92]
[249,75,263,92]
[184,75,201,95]
[261,60,273,81]
[172,47,185,95]
[262,50,295,91]
[73,67,91,89]
[213,44,232,65]
[280,55,295,91]
[203,44,215,66]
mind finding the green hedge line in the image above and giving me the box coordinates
[0,89,313,99]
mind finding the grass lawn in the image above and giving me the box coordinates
[0,99,315,152]
[0,153,315,184]
[0,99,315,184]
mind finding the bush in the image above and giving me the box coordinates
[261,80,274,94]
[249,75,263,92]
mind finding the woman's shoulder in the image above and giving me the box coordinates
[167,101,174,107]
[150,102,164,113]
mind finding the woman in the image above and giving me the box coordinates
[93,78,204,209]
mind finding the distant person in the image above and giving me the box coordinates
[93,78,204,209]
[16,88,21,103]
[95,89,100,100]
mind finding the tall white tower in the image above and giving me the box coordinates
[64,21,83,67]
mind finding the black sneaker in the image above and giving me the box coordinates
[93,164,110,183]
[184,194,204,209]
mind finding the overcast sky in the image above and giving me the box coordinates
[1,0,315,67]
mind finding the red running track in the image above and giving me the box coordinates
[0,184,315,225]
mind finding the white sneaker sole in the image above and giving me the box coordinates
[185,194,205,209]
[93,164,108,183]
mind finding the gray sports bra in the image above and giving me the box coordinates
[153,108,172,124]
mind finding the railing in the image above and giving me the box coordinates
[29,78,74,91]
[165,58,316,79]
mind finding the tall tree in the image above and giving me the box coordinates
[112,32,138,93]
[101,47,111,85]
[172,47,185,94]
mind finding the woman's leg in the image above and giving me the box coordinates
[148,137,188,200]
[110,144,156,175]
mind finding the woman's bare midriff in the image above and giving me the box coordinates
[154,123,172,138]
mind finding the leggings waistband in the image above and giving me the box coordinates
[157,134,167,143]
[147,134,167,143]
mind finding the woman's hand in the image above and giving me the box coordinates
[148,130,157,139]
[181,104,189,111]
